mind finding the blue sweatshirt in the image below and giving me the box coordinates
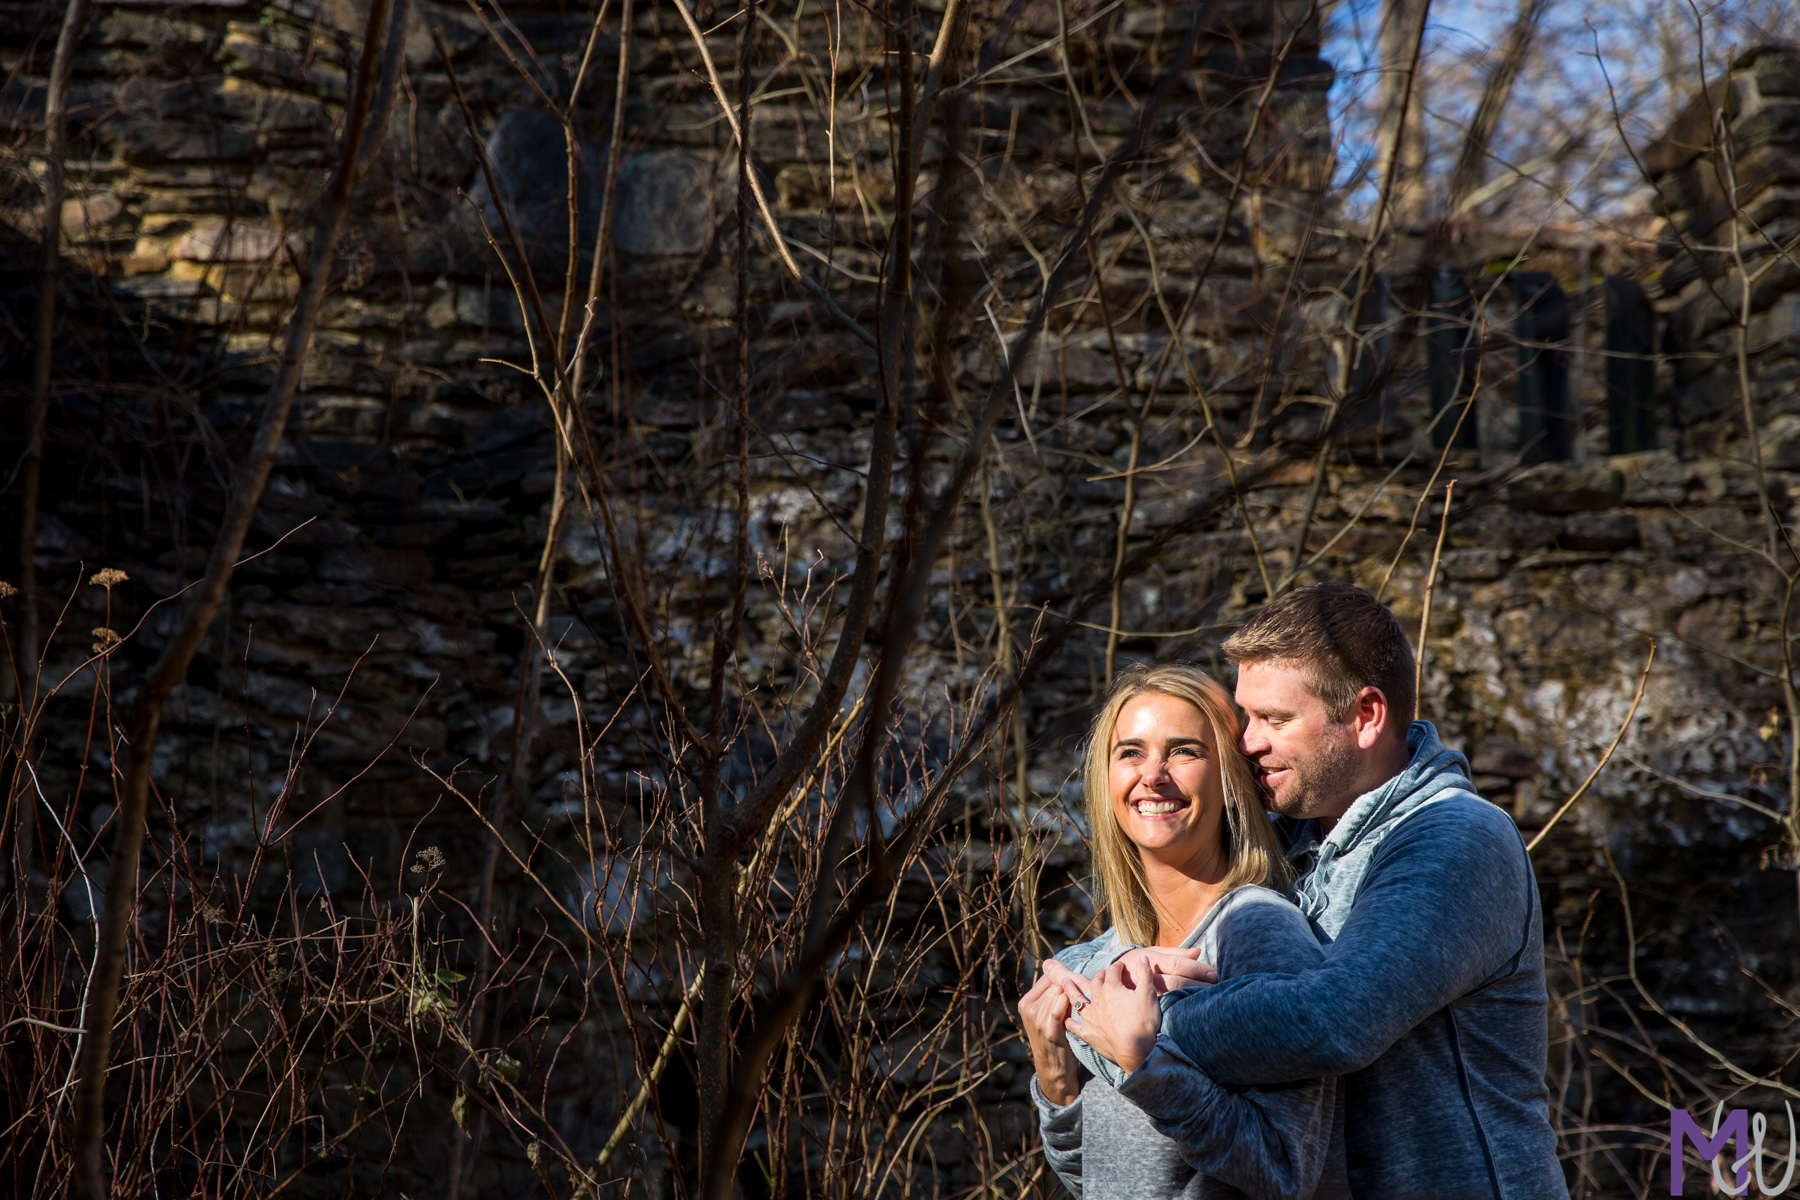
[1161,722,1568,1200]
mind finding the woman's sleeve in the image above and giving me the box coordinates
[1031,1076,1085,1199]
[1031,933,1113,1198]
[1114,900,1342,1200]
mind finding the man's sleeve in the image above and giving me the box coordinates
[1117,900,1341,1200]
[1161,798,1535,1087]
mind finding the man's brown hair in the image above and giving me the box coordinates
[1223,581,1417,726]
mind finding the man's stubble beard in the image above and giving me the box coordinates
[1266,724,1362,821]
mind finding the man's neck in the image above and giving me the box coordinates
[1317,734,1415,835]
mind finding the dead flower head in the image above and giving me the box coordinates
[90,568,129,589]
[410,846,446,875]
[91,627,122,654]
[0,581,16,600]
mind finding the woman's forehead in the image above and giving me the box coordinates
[1113,691,1210,739]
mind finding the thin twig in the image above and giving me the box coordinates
[1414,479,1456,711]
[1527,642,1657,853]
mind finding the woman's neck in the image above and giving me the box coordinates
[1142,844,1231,947]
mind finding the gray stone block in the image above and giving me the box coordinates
[613,149,731,257]
[1503,462,1625,512]
[1561,511,1640,551]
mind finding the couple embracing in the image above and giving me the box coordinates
[1019,582,1570,1200]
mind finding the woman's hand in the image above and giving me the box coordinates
[1043,950,1214,1001]
[1063,955,1161,1075]
[1019,971,1082,1105]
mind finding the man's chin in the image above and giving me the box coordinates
[1268,790,1311,820]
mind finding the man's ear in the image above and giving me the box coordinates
[1352,685,1390,749]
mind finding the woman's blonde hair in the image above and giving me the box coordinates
[1083,662,1289,945]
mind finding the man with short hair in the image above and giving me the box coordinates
[1094,581,1568,1199]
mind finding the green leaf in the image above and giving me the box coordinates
[489,1052,522,1083]
[452,1090,469,1134]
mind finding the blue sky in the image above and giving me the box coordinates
[1320,0,1778,224]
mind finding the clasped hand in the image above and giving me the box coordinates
[1019,947,1214,1098]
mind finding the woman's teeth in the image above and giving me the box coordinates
[1135,799,1185,815]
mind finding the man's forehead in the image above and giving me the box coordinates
[1235,657,1314,682]
[1234,658,1323,705]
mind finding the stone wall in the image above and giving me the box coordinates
[1652,44,1800,456]
[2,0,1345,1191]
[4,0,1798,1191]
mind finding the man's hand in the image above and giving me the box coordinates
[1137,945,1217,993]
[1042,950,1214,1008]
[1019,971,1082,1105]
[1064,955,1162,1075]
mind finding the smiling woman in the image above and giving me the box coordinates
[1017,663,1347,1200]
[1087,666,1285,949]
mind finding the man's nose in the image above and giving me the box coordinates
[1241,721,1268,755]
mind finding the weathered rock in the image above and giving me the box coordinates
[1441,546,1505,580]
[1760,413,1800,468]
[170,217,304,262]
[1616,450,1689,504]
[1561,511,1640,551]
[1470,735,1539,779]
[613,149,732,258]
[1504,462,1626,513]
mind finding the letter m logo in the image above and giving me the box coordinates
[1671,1108,1750,1195]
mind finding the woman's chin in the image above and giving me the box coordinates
[1126,824,1198,853]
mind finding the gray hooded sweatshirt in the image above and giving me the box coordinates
[1162,722,1568,1200]
[1033,886,1349,1200]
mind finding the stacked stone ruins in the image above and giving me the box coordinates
[3,0,1797,1187]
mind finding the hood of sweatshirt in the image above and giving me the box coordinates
[1294,720,1480,939]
